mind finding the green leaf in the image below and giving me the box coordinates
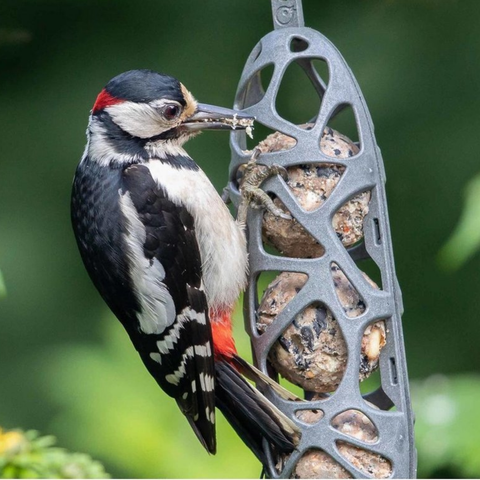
[438,174,480,270]
[0,428,109,479]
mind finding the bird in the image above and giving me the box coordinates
[71,69,300,464]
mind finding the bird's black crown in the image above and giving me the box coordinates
[104,69,186,105]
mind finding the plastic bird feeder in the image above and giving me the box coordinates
[227,1,416,478]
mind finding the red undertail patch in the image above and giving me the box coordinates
[92,88,125,112]
[210,309,237,361]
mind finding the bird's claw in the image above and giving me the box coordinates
[237,149,292,225]
[269,164,289,182]
[221,187,232,205]
[278,210,293,221]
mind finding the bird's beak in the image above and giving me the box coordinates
[181,103,255,132]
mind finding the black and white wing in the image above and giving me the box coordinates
[72,157,215,453]
[120,163,216,453]
[72,159,216,453]
[120,163,217,452]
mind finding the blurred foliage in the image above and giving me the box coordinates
[438,173,480,271]
[0,428,108,478]
[1,0,480,477]
[0,270,5,299]
[413,375,480,479]
[0,28,31,47]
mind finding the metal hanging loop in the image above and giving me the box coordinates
[271,0,304,29]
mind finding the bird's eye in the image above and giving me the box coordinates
[162,104,181,121]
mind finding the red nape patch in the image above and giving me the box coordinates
[210,309,237,361]
[92,88,124,112]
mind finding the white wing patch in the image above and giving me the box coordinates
[199,372,215,392]
[149,352,162,363]
[205,406,215,424]
[147,160,248,311]
[165,346,194,385]
[155,307,206,354]
[148,307,212,390]
[194,343,211,357]
[119,191,176,334]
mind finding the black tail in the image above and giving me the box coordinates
[214,360,300,465]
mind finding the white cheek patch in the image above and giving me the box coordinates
[107,101,171,139]
[87,117,191,167]
[87,119,144,166]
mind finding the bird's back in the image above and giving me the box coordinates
[71,156,140,336]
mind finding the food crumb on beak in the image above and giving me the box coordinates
[224,114,254,138]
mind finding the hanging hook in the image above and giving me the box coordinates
[271,0,305,29]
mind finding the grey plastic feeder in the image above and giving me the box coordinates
[227,1,416,477]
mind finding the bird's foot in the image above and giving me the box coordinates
[221,186,232,205]
[237,148,292,226]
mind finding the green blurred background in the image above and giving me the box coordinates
[1,0,480,477]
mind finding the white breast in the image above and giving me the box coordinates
[147,160,248,311]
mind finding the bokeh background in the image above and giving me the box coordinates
[1,0,480,477]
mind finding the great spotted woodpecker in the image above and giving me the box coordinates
[71,69,300,463]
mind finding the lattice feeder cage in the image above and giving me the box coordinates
[227,1,416,478]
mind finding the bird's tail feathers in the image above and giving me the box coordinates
[230,354,303,402]
[182,405,216,455]
[214,359,301,464]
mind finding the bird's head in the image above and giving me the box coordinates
[87,69,253,165]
